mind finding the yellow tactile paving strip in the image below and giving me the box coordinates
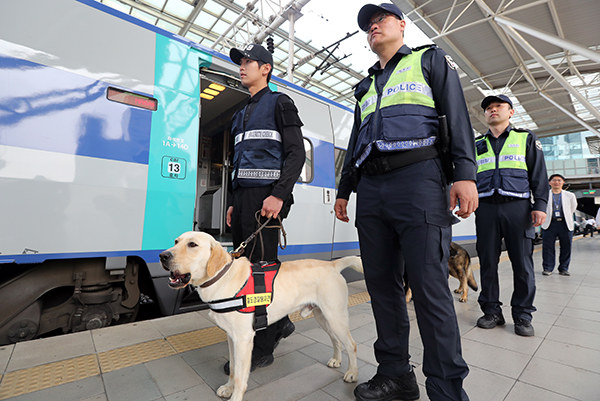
[98,339,177,373]
[0,291,371,400]
[167,326,227,353]
[0,355,99,400]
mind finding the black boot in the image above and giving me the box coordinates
[223,354,274,376]
[354,370,420,401]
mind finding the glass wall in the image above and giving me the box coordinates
[541,131,600,176]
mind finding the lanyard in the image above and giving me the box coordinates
[553,192,561,210]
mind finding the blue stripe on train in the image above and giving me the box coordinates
[1,235,475,265]
[0,55,151,165]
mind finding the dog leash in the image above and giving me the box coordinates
[201,213,286,288]
[230,211,287,259]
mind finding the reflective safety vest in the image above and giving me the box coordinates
[476,129,530,199]
[354,47,439,165]
[231,91,284,189]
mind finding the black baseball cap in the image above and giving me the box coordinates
[230,44,273,67]
[481,94,513,110]
[549,173,565,181]
[358,3,404,32]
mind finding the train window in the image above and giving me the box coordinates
[107,87,158,111]
[298,137,314,183]
[334,147,346,189]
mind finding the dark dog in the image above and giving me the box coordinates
[448,242,478,302]
[404,242,478,303]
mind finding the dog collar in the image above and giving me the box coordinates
[199,261,233,288]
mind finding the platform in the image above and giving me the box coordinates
[0,236,599,401]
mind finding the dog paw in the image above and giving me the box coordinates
[459,298,467,303]
[217,385,233,398]
[343,369,359,382]
[454,288,461,293]
[327,358,341,368]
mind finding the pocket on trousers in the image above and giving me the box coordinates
[525,227,535,239]
[424,210,453,265]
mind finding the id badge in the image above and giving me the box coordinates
[554,210,561,218]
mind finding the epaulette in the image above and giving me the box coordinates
[411,44,437,52]
[512,126,530,132]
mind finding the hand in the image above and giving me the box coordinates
[531,210,546,227]
[226,206,233,227]
[261,196,284,219]
[449,180,478,219]
[334,199,350,222]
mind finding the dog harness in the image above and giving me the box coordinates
[206,261,280,331]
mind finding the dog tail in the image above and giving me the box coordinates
[333,256,363,274]
[465,255,478,291]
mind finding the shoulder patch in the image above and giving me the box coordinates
[278,96,303,127]
[536,140,543,151]
[445,54,458,70]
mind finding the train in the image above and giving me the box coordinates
[0,0,475,345]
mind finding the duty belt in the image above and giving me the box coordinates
[479,193,519,204]
[360,145,439,176]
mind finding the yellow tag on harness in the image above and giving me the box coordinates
[245,293,272,307]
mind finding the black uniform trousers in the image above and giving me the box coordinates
[356,159,469,401]
[231,185,291,358]
[475,199,537,322]
[542,219,573,273]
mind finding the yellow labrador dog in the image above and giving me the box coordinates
[160,231,362,401]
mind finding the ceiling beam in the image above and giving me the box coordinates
[398,0,494,90]
[495,16,600,65]
[498,23,600,137]
[179,0,208,37]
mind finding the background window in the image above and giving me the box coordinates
[334,147,347,189]
[298,137,314,183]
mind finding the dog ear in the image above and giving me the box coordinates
[206,240,230,277]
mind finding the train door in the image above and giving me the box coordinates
[194,70,248,243]
[174,70,248,313]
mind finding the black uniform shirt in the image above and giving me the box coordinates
[233,86,305,202]
[478,125,548,212]
[337,45,477,200]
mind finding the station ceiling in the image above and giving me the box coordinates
[98,0,600,143]
[396,0,600,140]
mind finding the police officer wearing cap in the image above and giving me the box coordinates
[334,3,477,401]
[224,43,305,374]
[475,94,548,337]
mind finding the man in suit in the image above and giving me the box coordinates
[541,174,577,276]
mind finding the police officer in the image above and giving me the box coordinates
[334,3,478,401]
[475,94,548,337]
[224,44,305,374]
